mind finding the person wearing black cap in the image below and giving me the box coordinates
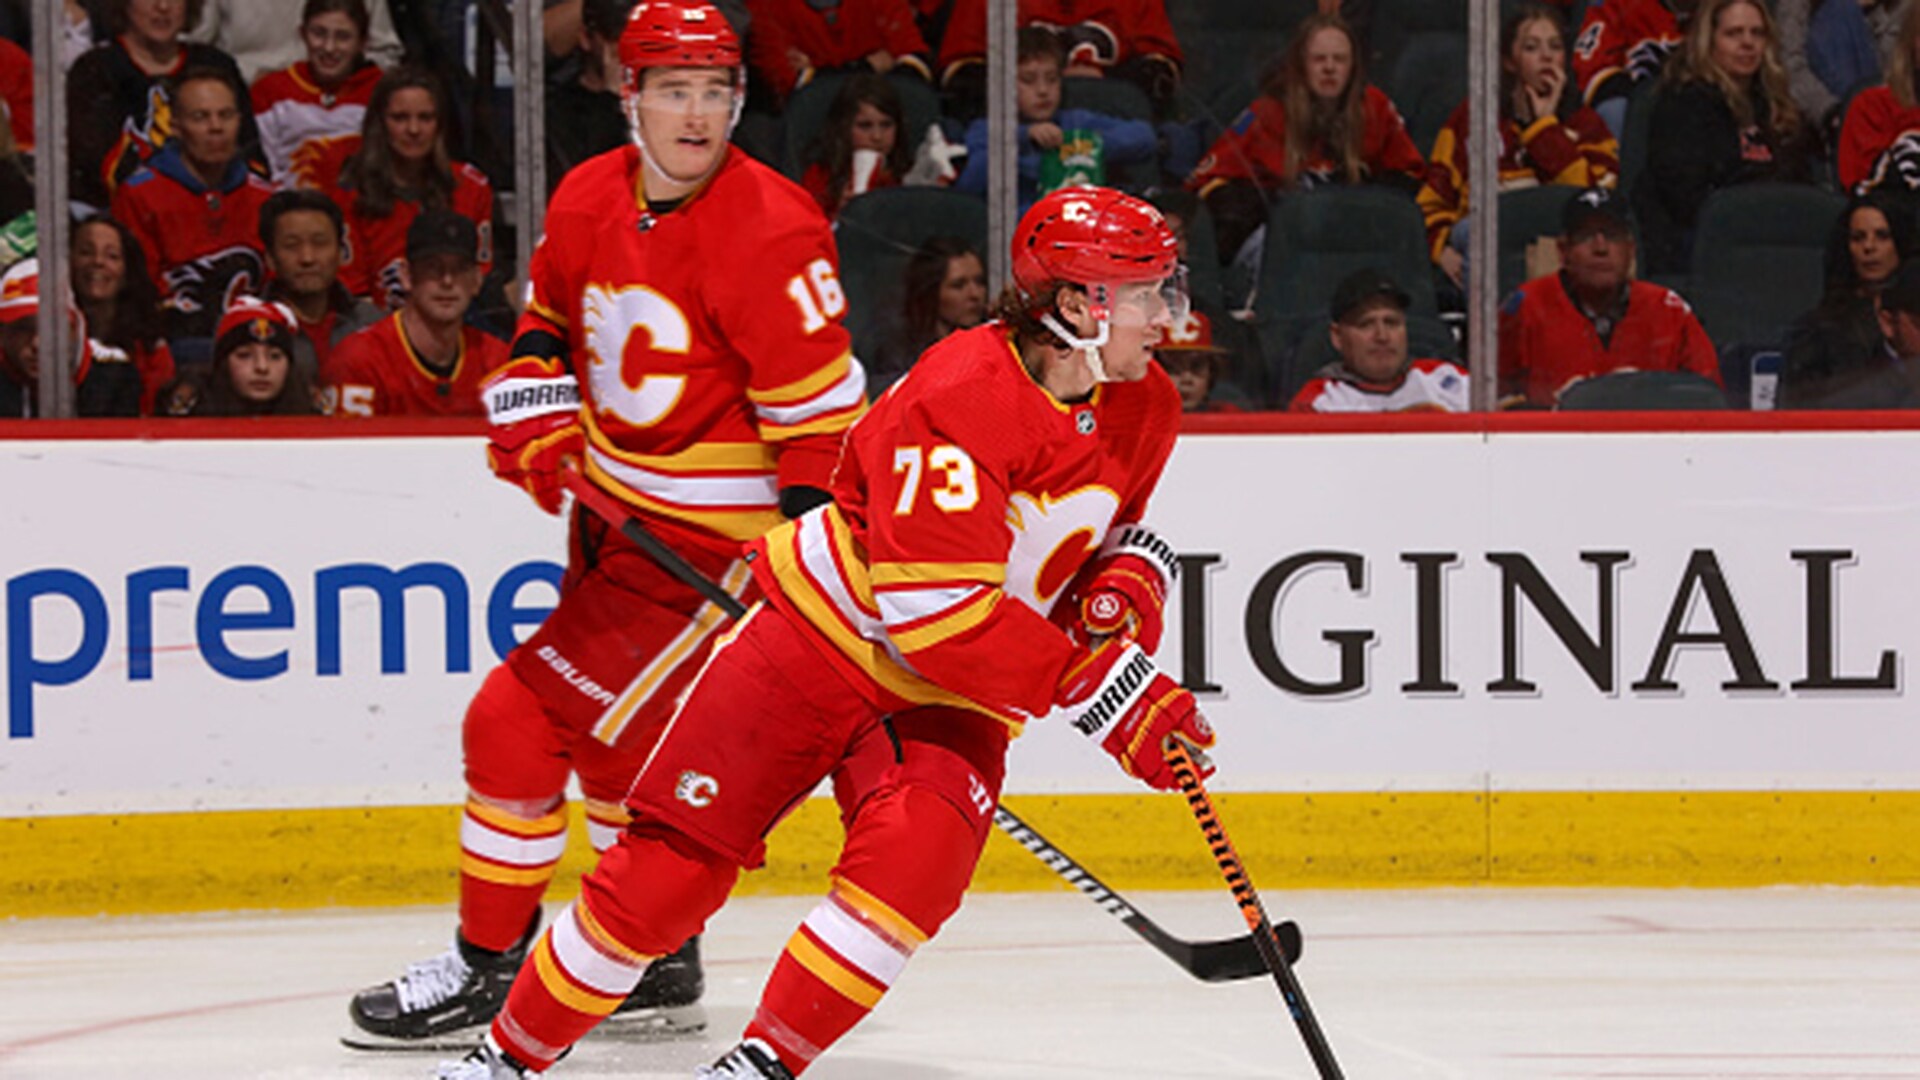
[1288,267,1469,412]
[1498,186,1720,408]
[319,207,508,416]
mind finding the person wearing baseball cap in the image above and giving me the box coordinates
[160,295,321,416]
[318,207,509,416]
[1499,186,1719,408]
[1289,267,1469,412]
[1153,309,1244,412]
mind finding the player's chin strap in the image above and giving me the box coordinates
[1038,310,1113,383]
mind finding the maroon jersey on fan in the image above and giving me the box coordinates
[332,160,495,309]
[751,322,1181,728]
[938,0,1182,81]
[321,311,510,416]
[513,144,866,553]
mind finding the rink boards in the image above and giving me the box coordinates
[2,417,1917,915]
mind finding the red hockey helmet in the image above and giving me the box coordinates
[618,0,742,75]
[1011,186,1180,300]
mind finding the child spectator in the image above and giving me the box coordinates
[746,0,931,104]
[1499,186,1720,408]
[66,0,259,213]
[1420,3,1618,291]
[546,0,638,197]
[1636,0,1811,275]
[938,0,1183,119]
[1775,0,1906,131]
[186,0,402,84]
[109,67,275,361]
[1185,13,1426,265]
[71,215,176,414]
[250,0,383,189]
[858,234,986,390]
[0,36,30,154]
[1155,309,1249,412]
[331,66,495,310]
[802,73,911,220]
[159,295,322,415]
[1780,190,1917,407]
[320,209,508,417]
[1573,0,1687,137]
[259,189,382,373]
[954,27,1156,212]
[1289,268,1470,413]
[1838,3,1920,193]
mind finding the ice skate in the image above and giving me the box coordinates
[434,1032,542,1079]
[342,912,540,1051]
[605,933,706,1037]
[693,1037,795,1079]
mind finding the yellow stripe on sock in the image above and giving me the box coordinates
[531,935,625,1018]
[466,798,568,837]
[784,929,883,1009]
[461,852,559,887]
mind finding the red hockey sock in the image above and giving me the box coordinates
[459,796,568,951]
[746,787,983,1073]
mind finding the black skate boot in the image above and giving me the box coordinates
[434,1032,546,1079]
[607,933,706,1036]
[342,910,540,1051]
[693,1037,795,1079]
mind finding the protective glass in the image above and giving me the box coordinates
[1100,266,1191,328]
[635,82,737,116]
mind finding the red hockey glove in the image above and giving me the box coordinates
[482,360,585,515]
[1055,640,1216,791]
[1073,524,1178,654]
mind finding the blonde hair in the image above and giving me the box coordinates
[1267,13,1368,186]
[1890,1,1920,109]
[1665,0,1801,139]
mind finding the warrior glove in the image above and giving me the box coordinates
[1072,523,1178,654]
[482,359,585,515]
[1054,640,1215,791]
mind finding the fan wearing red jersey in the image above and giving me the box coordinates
[436,186,1213,1080]
[320,209,508,417]
[344,0,866,1053]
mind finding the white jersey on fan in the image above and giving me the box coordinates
[1290,357,1471,414]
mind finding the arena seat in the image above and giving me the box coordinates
[1685,183,1845,353]
[833,186,989,347]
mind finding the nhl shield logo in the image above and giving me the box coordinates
[1075,411,1096,435]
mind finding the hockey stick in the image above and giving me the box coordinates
[1165,742,1345,1079]
[555,466,1284,983]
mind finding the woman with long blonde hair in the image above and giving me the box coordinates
[1185,12,1425,264]
[1636,0,1812,273]
[1838,1,1920,192]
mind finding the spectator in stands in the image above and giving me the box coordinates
[66,0,259,213]
[858,234,986,392]
[59,0,110,71]
[803,73,912,220]
[333,66,495,311]
[1156,309,1249,413]
[250,0,383,190]
[1185,13,1426,266]
[109,66,275,363]
[1420,4,1619,292]
[938,0,1183,120]
[1637,0,1811,276]
[1289,267,1469,412]
[0,257,115,418]
[72,215,176,414]
[159,295,322,415]
[1499,186,1721,408]
[259,189,381,375]
[546,0,638,198]
[955,27,1156,211]
[1776,0,1907,135]
[319,209,508,417]
[1573,0,1688,138]
[187,0,401,84]
[0,36,31,156]
[0,88,29,230]
[1780,190,1918,406]
[747,0,931,105]
[1818,257,1920,405]
[1838,2,1920,193]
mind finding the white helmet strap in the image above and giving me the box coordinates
[1038,310,1113,383]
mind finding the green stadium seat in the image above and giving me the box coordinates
[1555,370,1731,410]
[1380,32,1467,158]
[1684,183,1845,352]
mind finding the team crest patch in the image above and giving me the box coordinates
[675,770,719,808]
[1076,411,1097,435]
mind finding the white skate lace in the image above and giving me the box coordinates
[394,946,472,1013]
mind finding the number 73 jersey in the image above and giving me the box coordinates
[516,145,867,545]
[750,323,1182,729]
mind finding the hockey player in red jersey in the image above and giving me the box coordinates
[344,0,866,1051]
[437,185,1215,1080]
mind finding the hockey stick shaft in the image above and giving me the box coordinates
[1165,743,1345,1079]
[556,466,1278,984]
